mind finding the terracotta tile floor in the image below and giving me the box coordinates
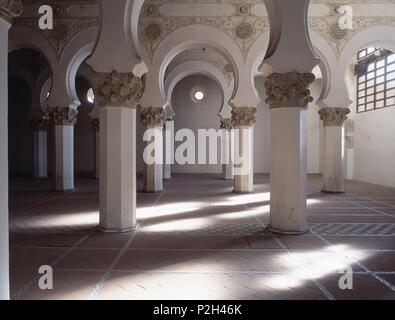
[8,174,395,300]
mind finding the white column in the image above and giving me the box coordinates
[99,106,137,232]
[232,108,255,193]
[92,118,100,179]
[319,108,350,193]
[54,124,75,191]
[33,130,48,178]
[234,127,253,192]
[220,119,234,180]
[31,119,48,178]
[163,120,174,180]
[0,15,10,301]
[141,107,165,193]
[270,107,308,234]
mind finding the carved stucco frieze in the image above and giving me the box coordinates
[265,72,315,109]
[0,0,23,22]
[231,107,256,127]
[140,107,166,127]
[91,71,144,108]
[319,107,351,127]
[220,118,233,130]
[48,107,78,126]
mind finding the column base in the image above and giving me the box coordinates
[267,225,310,235]
[143,189,163,194]
[321,190,345,194]
[233,189,253,194]
[97,223,140,234]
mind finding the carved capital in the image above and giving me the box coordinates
[0,0,23,23]
[319,107,350,127]
[231,107,256,127]
[30,116,49,132]
[91,118,100,132]
[48,107,78,126]
[140,107,165,127]
[91,71,144,108]
[220,118,233,130]
[265,72,315,109]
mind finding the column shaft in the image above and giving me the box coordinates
[99,107,137,232]
[33,130,48,178]
[270,108,308,234]
[163,120,174,180]
[94,129,100,179]
[54,125,74,191]
[234,127,253,192]
[322,126,345,193]
[143,126,163,192]
[0,19,10,300]
[319,107,350,193]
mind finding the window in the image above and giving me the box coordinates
[191,87,206,102]
[356,48,395,113]
[87,88,95,104]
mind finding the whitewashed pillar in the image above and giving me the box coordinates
[220,118,234,180]
[92,118,100,178]
[163,119,174,180]
[141,107,165,192]
[0,0,23,301]
[30,116,48,178]
[232,107,256,193]
[319,107,350,193]
[48,107,77,191]
[91,71,143,233]
[262,0,319,234]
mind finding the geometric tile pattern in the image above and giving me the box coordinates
[142,223,268,235]
[311,223,395,236]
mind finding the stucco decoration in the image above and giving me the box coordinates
[0,0,22,22]
[140,106,166,127]
[319,107,351,127]
[30,115,49,132]
[13,2,99,58]
[91,118,100,132]
[231,107,256,127]
[48,107,78,126]
[220,118,233,130]
[265,72,315,109]
[91,71,144,108]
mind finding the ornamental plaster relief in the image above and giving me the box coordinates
[140,1,395,61]
[13,1,99,59]
[0,0,23,22]
[91,71,144,108]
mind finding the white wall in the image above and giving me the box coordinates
[353,107,395,187]
[170,74,223,174]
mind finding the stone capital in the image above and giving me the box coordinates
[231,107,256,127]
[48,107,78,126]
[0,0,23,23]
[319,107,350,127]
[30,116,48,132]
[91,118,100,132]
[265,72,315,109]
[91,71,144,108]
[220,118,233,130]
[140,107,165,127]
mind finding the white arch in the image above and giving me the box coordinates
[140,25,244,108]
[164,60,233,117]
[9,25,58,72]
[47,27,98,109]
[339,25,395,71]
